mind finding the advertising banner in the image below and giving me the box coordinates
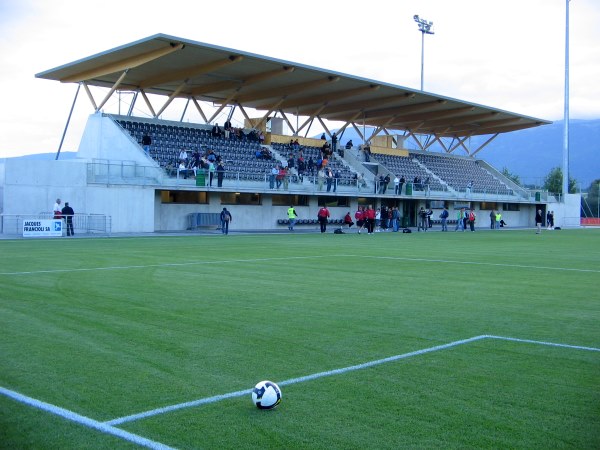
[23,219,63,237]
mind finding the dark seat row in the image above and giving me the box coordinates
[277,219,346,225]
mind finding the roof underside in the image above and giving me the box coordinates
[36,33,551,138]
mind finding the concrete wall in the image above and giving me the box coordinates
[0,113,583,234]
[77,112,156,167]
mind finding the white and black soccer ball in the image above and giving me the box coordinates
[251,380,282,410]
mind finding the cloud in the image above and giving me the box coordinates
[1,0,599,158]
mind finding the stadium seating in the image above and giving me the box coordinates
[114,116,518,197]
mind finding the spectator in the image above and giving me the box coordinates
[282,166,290,190]
[490,210,496,230]
[216,162,225,187]
[276,166,286,189]
[355,206,365,234]
[468,208,476,232]
[345,140,353,150]
[364,205,376,234]
[455,208,465,232]
[362,144,371,162]
[211,123,222,138]
[495,211,502,229]
[418,207,428,232]
[535,209,543,234]
[317,167,325,191]
[320,133,326,140]
[392,206,400,232]
[287,205,298,231]
[178,161,190,179]
[179,149,188,164]
[333,169,340,193]
[399,175,406,195]
[223,119,232,139]
[440,207,449,231]
[317,205,330,233]
[53,198,62,219]
[141,134,151,154]
[466,180,473,196]
[61,202,75,236]
[394,175,400,195]
[208,161,215,186]
[307,157,315,175]
[382,174,390,194]
[331,132,338,153]
[220,207,232,235]
[344,212,354,228]
[269,164,278,189]
[326,168,333,192]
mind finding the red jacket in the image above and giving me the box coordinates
[365,208,376,220]
[318,207,330,218]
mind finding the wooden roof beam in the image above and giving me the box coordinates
[271,84,380,111]
[140,55,243,88]
[190,66,295,97]
[319,93,414,117]
[364,100,447,120]
[61,43,185,83]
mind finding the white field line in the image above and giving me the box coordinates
[0,255,328,276]
[1,254,598,276]
[4,335,599,446]
[351,255,600,273]
[0,386,174,450]
[105,334,600,426]
[485,335,600,352]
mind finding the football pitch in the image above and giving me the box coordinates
[1,228,599,449]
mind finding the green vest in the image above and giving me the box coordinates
[287,208,297,219]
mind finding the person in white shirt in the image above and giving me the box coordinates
[179,150,188,163]
[53,198,62,219]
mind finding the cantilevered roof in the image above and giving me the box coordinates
[36,33,551,138]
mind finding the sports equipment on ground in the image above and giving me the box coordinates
[251,380,282,409]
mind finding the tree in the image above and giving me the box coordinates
[501,167,521,185]
[581,179,600,217]
[543,167,577,194]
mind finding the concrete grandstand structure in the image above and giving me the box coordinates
[0,34,581,235]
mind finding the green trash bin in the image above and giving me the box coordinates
[405,182,413,196]
[535,191,541,202]
[196,170,206,186]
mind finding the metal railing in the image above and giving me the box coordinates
[1,214,111,236]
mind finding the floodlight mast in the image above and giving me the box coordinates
[414,15,434,91]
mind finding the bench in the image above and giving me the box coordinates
[189,213,222,230]
[277,219,345,226]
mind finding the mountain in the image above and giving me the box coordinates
[329,119,599,189]
[472,119,599,188]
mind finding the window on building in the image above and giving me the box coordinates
[318,196,350,207]
[502,203,520,211]
[220,192,262,205]
[160,190,208,204]
[272,195,309,206]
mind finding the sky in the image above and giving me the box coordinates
[1,0,599,158]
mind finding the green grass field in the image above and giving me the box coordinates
[1,229,599,449]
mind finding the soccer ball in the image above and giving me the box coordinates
[251,380,282,410]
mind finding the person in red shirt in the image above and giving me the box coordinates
[354,206,365,234]
[364,205,376,234]
[317,206,330,233]
[344,212,354,229]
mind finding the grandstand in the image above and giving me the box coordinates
[0,34,582,234]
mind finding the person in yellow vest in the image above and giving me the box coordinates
[495,212,502,230]
[287,205,298,231]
